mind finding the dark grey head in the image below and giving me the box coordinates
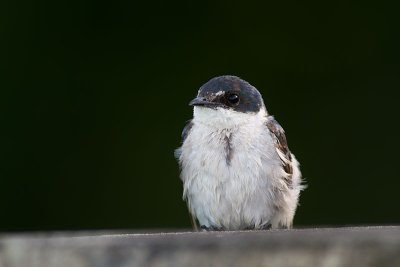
[189,75,265,113]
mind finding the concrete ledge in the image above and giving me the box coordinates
[0,226,399,267]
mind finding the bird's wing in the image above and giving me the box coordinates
[176,120,200,231]
[266,116,293,186]
[181,120,194,143]
[174,120,194,160]
[189,212,200,231]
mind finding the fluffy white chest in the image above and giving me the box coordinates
[178,107,289,230]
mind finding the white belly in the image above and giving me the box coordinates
[179,120,286,230]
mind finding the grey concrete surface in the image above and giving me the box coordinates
[0,226,399,267]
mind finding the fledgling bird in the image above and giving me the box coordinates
[175,75,305,231]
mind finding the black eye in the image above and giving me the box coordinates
[227,93,240,105]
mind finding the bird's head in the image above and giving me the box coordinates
[190,75,267,127]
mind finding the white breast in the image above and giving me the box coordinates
[177,107,301,230]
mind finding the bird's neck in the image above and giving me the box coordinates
[193,106,268,130]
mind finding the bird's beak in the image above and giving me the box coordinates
[189,96,213,107]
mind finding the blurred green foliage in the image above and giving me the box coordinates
[0,0,399,231]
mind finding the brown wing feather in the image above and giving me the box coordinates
[266,117,293,187]
[189,213,200,231]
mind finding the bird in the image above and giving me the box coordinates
[175,75,305,231]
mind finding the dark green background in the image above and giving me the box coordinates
[1,0,399,231]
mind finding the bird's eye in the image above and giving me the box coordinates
[227,93,240,105]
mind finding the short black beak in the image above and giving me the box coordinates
[189,96,212,106]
